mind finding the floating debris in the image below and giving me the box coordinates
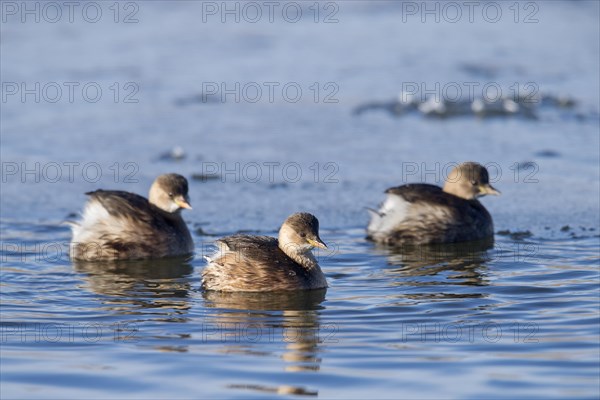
[354,92,585,121]
[514,161,538,171]
[174,93,221,106]
[191,173,221,182]
[497,230,533,240]
[418,97,472,117]
[535,150,561,158]
[227,384,317,397]
[560,225,571,232]
[471,97,536,118]
[541,94,577,108]
[268,182,288,189]
[157,146,186,161]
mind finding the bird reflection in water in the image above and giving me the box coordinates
[202,289,327,395]
[373,238,494,296]
[73,256,194,318]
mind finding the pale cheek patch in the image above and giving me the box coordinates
[166,201,180,213]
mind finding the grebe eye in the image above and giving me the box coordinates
[470,180,477,186]
[168,192,174,198]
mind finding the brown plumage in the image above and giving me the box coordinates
[367,162,500,245]
[69,173,194,261]
[202,213,328,292]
